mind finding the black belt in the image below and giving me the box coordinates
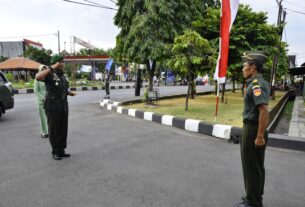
[243,119,258,125]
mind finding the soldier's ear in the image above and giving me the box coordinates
[249,64,256,72]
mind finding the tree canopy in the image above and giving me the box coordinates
[23,46,52,65]
[167,29,215,110]
[194,4,288,85]
[114,0,206,90]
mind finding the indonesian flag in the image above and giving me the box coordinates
[214,0,239,83]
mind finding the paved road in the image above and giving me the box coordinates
[0,88,304,207]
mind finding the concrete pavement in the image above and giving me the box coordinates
[288,96,305,140]
[0,93,304,207]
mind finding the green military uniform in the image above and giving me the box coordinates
[34,65,48,137]
[44,67,70,156]
[241,69,270,206]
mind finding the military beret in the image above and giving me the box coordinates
[50,54,64,64]
[241,51,268,65]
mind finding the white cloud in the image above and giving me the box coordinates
[0,0,304,65]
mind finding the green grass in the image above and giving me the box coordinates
[11,80,34,89]
[126,91,286,127]
[282,101,294,121]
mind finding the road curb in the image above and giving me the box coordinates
[13,84,148,94]
[99,99,305,152]
[100,99,228,141]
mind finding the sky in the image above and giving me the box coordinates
[0,0,304,66]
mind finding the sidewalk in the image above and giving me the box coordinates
[288,96,305,140]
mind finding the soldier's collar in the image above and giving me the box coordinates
[246,74,262,84]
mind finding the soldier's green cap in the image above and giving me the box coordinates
[241,51,268,65]
[50,54,64,64]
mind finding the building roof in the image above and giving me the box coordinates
[64,55,110,64]
[23,39,43,48]
[288,66,305,75]
[0,57,41,71]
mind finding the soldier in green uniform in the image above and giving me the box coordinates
[234,52,270,207]
[35,55,76,160]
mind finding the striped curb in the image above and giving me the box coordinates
[13,84,149,94]
[99,99,231,141]
[99,99,305,152]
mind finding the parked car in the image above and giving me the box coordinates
[0,71,14,119]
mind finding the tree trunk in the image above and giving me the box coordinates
[185,69,192,111]
[147,60,156,92]
[190,71,195,99]
[232,78,236,93]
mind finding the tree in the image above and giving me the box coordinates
[76,48,109,56]
[167,30,214,111]
[114,0,200,91]
[194,4,288,93]
[0,56,8,63]
[23,46,52,65]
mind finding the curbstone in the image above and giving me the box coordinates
[135,110,145,119]
[107,104,112,110]
[162,115,174,126]
[212,124,232,140]
[111,105,118,112]
[144,112,154,121]
[117,107,123,114]
[185,119,200,132]
[172,117,186,130]
[122,108,129,115]
[198,121,213,136]
[152,113,162,124]
[128,109,136,117]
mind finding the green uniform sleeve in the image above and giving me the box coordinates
[252,83,268,106]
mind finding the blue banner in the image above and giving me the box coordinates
[106,59,113,71]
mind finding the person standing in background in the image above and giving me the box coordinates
[34,65,48,138]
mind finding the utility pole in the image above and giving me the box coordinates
[270,0,286,99]
[57,30,60,54]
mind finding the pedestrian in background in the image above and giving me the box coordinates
[34,65,48,138]
[35,54,76,160]
[234,52,270,207]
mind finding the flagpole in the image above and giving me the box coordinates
[214,80,220,122]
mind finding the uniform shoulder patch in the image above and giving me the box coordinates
[253,88,262,96]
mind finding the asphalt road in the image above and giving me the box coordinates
[0,87,304,207]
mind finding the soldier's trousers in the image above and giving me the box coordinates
[46,110,68,155]
[241,121,268,207]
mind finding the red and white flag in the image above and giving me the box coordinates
[214,0,239,83]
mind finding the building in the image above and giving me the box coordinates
[0,39,43,58]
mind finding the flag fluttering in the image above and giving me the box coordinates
[214,0,239,119]
[214,0,239,83]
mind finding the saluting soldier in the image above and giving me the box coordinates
[35,55,76,160]
[234,52,270,207]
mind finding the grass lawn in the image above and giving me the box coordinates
[126,91,286,127]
